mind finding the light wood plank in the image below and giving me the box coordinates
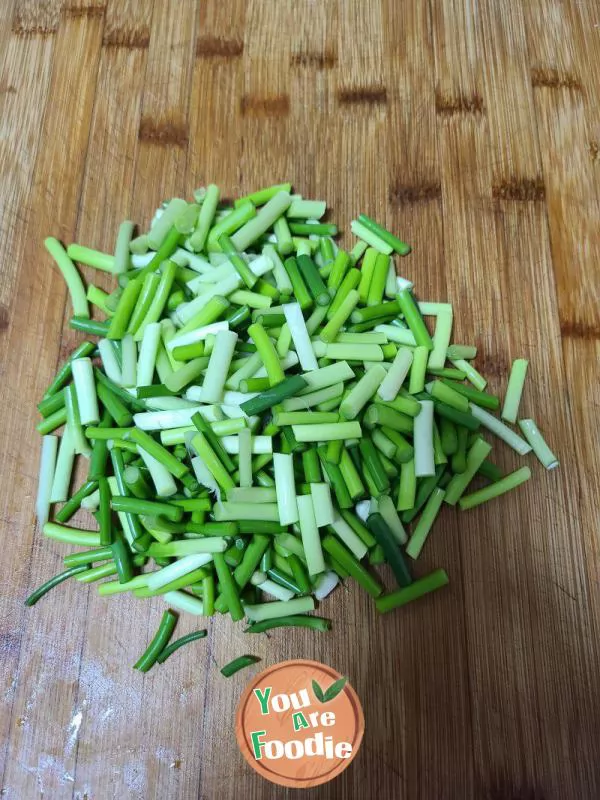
[0,12,104,799]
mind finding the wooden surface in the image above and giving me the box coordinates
[1,2,599,798]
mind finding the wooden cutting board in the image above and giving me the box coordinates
[1,1,599,798]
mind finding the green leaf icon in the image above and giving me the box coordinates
[312,676,348,703]
[312,679,326,703]
[323,676,347,702]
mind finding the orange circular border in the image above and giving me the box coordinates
[235,659,364,789]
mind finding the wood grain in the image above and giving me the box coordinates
[0,2,599,798]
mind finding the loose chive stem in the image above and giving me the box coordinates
[478,459,502,482]
[286,553,312,595]
[55,480,98,524]
[447,344,477,360]
[247,322,285,385]
[326,438,344,464]
[357,214,411,256]
[110,496,183,521]
[349,240,368,265]
[107,278,143,340]
[97,382,133,427]
[378,347,413,402]
[518,419,558,469]
[367,513,412,587]
[292,421,361,442]
[459,466,531,510]
[302,448,321,484]
[274,216,294,255]
[427,305,453,369]
[273,453,299,525]
[36,435,58,526]
[319,289,359,344]
[36,406,67,435]
[408,345,428,394]
[429,380,469,412]
[50,424,76,503]
[357,248,377,304]
[25,565,89,606]
[220,655,261,677]
[201,329,239,402]
[190,432,234,492]
[127,273,161,336]
[43,341,95,399]
[63,546,113,568]
[444,437,493,505]
[296,494,325,576]
[327,249,350,289]
[244,596,315,622]
[338,449,364,499]
[43,522,101,547]
[289,222,337,236]
[358,439,389,492]
[213,552,245,621]
[441,379,499,410]
[397,290,433,350]
[135,226,181,283]
[427,367,466,380]
[202,574,215,616]
[45,237,89,318]
[321,535,382,597]
[397,458,416,511]
[405,487,446,559]
[468,404,531,455]
[97,339,122,386]
[98,477,113,546]
[367,253,389,306]
[114,220,134,274]
[156,630,208,664]
[245,615,330,633]
[146,554,213,592]
[231,191,292,251]
[376,569,449,613]
[449,358,487,391]
[87,285,113,316]
[70,317,110,336]
[218,233,258,289]
[340,365,387,420]
[382,426,414,463]
[364,404,413,435]
[433,401,481,432]
[329,515,367,560]
[72,358,100,425]
[128,428,189,479]
[282,302,318,370]
[501,358,529,423]
[413,400,435,477]
[284,382,343,411]
[339,510,376,548]
[207,202,256,250]
[351,220,393,255]
[134,260,178,341]
[136,322,161,387]
[296,254,330,306]
[401,465,445,523]
[111,532,134,583]
[192,412,235,472]
[189,184,220,251]
[439,417,458,455]
[134,610,178,672]
[282,257,312,311]
[451,426,469,474]
[240,375,307,416]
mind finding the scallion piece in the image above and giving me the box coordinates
[220,654,261,677]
